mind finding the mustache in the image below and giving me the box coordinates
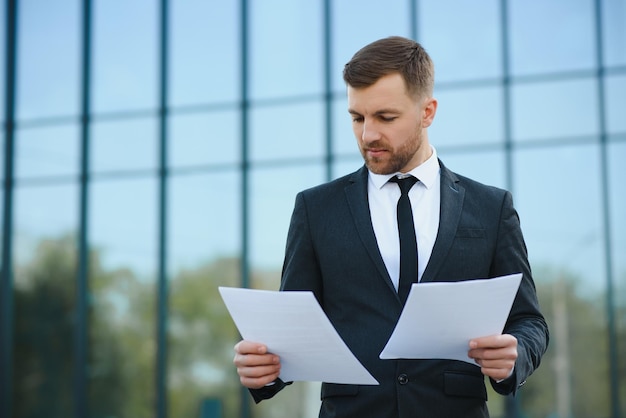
[362,140,388,150]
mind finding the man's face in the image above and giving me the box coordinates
[347,73,436,175]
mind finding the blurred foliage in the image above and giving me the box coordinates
[14,235,77,418]
[11,236,626,418]
[167,257,242,417]
[518,266,626,418]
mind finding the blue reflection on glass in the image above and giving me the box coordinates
[419,0,502,82]
[91,118,157,173]
[250,0,323,100]
[170,111,240,168]
[250,102,324,162]
[512,78,599,141]
[92,0,158,113]
[170,0,240,106]
[509,0,595,75]
[331,0,411,92]
[17,0,80,120]
[15,125,79,179]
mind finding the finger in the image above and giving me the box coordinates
[480,365,513,381]
[233,352,280,368]
[478,357,515,370]
[468,346,517,361]
[234,340,268,355]
[238,363,281,389]
[237,363,281,379]
[239,368,281,389]
[469,334,517,350]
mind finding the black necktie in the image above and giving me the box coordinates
[389,175,419,304]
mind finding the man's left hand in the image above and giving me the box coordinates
[468,334,517,381]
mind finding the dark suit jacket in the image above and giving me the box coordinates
[251,161,549,418]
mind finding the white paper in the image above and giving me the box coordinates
[379,273,523,364]
[219,287,379,385]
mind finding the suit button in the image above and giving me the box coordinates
[398,374,409,385]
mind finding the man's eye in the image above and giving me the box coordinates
[352,116,364,123]
[381,116,397,122]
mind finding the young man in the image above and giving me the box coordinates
[233,36,549,418]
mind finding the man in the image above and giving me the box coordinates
[234,36,549,417]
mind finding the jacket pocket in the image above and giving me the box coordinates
[443,371,487,400]
[321,383,359,400]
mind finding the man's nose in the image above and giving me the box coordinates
[361,120,381,143]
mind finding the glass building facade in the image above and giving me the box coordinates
[0,0,624,417]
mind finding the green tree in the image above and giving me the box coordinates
[13,234,149,418]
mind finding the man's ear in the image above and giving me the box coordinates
[422,97,438,128]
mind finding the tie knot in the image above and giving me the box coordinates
[389,175,418,195]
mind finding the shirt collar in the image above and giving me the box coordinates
[369,146,440,190]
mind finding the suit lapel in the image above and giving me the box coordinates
[421,162,465,283]
[344,166,397,295]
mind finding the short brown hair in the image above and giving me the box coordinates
[343,36,434,99]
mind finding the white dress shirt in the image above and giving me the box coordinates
[368,147,441,291]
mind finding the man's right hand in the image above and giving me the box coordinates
[233,340,282,389]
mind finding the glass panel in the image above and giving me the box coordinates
[0,135,4,184]
[608,140,626,417]
[605,74,626,135]
[515,144,605,288]
[88,177,157,417]
[602,0,626,67]
[249,0,323,100]
[167,171,241,417]
[331,0,411,92]
[332,156,364,181]
[15,125,79,180]
[91,117,157,174]
[608,139,626,299]
[0,133,3,265]
[419,0,501,82]
[16,0,80,120]
[0,2,5,123]
[170,0,239,107]
[438,149,506,190]
[169,110,239,169]
[12,183,77,418]
[250,102,324,163]
[92,0,158,114]
[509,0,595,76]
[430,85,504,146]
[514,143,610,416]
[249,164,324,281]
[332,96,359,158]
[511,78,599,142]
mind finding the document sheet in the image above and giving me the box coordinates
[219,287,379,385]
[379,273,523,363]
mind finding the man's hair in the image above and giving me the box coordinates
[343,36,434,99]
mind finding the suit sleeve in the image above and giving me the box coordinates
[489,191,550,395]
[279,192,324,297]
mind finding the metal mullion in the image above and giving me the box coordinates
[323,0,332,181]
[500,1,519,415]
[410,0,418,42]
[0,1,18,417]
[240,0,251,417]
[75,0,92,417]
[593,1,620,417]
[156,0,170,417]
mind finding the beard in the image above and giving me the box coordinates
[360,131,423,175]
